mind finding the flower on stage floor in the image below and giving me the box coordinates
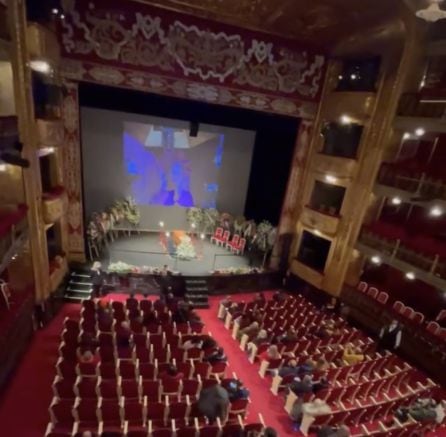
[175,235,196,260]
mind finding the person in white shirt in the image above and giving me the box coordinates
[378,319,402,351]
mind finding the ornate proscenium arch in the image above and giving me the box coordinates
[59,0,328,261]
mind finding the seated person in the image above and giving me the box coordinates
[272,291,287,303]
[126,293,138,309]
[397,398,446,424]
[159,364,184,381]
[297,359,315,377]
[248,329,269,348]
[312,376,329,394]
[278,327,298,344]
[342,343,365,365]
[289,374,314,396]
[182,337,204,350]
[314,358,329,373]
[201,335,218,350]
[258,344,281,363]
[226,379,250,401]
[317,425,350,437]
[278,359,300,378]
[204,347,227,364]
[254,292,266,306]
[78,349,99,366]
[116,321,132,347]
[236,321,260,341]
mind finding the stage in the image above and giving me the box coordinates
[101,232,263,276]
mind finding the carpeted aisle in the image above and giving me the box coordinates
[197,293,297,436]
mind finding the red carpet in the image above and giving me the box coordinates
[197,293,297,436]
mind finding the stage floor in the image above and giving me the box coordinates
[102,233,261,276]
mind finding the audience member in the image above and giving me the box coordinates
[226,379,250,401]
[201,335,218,350]
[258,344,281,363]
[237,321,259,341]
[197,384,230,423]
[116,321,132,347]
[300,398,332,436]
[314,358,329,373]
[78,350,99,366]
[278,359,300,378]
[254,292,266,306]
[272,290,287,303]
[317,425,350,437]
[277,327,298,344]
[396,398,446,424]
[159,364,184,382]
[247,329,269,350]
[289,374,314,396]
[342,343,364,365]
[297,359,315,377]
[378,319,402,351]
[204,347,227,364]
[312,376,329,394]
[182,337,203,350]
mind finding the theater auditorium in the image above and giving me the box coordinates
[0,0,446,436]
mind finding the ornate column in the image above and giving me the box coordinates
[62,82,86,262]
[270,120,313,270]
[7,0,50,302]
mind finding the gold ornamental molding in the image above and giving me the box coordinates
[35,118,64,148]
[322,92,376,123]
[311,153,357,179]
[26,23,60,66]
[301,206,340,236]
[42,193,66,225]
[291,259,324,288]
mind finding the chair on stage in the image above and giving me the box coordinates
[211,229,230,247]
[210,227,223,245]
[226,234,240,251]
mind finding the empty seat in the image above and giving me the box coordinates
[122,397,147,427]
[75,377,98,398]
[49,398,75,428]
[140,378,161,402]
[53,376,76,399]
[73,397,99,429]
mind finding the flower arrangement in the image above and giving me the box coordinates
[211,266,263,275]
[176,235,196,260]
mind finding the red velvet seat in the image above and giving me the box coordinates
[167,399,189,424]
[97,378,120,399]
[57,358,78,380]
[121,378,141,400]
[122,398,147,427]
[117,359,139,379]
[73,397,99,428]
[53,376,76,399]
[192,362,210,378]
[182,379,201,398]
[98,362,118,380]
[98,397,122,427]
[75,376,98,398]
[140,378,161,401]
[49,398,75,427]
[145,401,166,425]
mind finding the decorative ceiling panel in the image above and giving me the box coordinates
[138,0,400,48]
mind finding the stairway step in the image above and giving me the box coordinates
[185,287,208,292]
[69,281,92,286]
[71,272,90,278]
[185,279,207,284]
[191,302,210,309]
[67,287,92,294]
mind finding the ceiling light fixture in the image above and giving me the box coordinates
[350,74,358,80]
[200,233,205,240]
[165,231,170,237]
[403,133,411,140]
[191,223,196,229]
[415,128,426,137]
[340,115,352,125]
[159,221,164,228]
[325,174,337,184]
[405,272,416,280]
[391,197,402,205]
[430,206,443,217]
[51,8,59,14]
[371,255,382,265]
[416,0,446,22]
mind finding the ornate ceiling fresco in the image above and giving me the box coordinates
[136,0,401,48]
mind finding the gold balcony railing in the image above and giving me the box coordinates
[42,189,66,224]
[301,206,340,236]
[26,23,60,65]
[35,118,64,148]
[312,153,357,179]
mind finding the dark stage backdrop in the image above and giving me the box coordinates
[79,83,299,226]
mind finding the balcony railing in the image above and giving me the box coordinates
[358,227,446,282]
[397,93,446,119]
[42,187,66,224]
[301,206,340,235]
[312,153,357,179]
[378,164,446,201]
[26,23,60,66]
[35,118,64,148]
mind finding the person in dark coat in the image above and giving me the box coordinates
[90,261,105,297]
[197,384,230,423]
[378,319,402,351]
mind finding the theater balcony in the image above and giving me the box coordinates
[35,118,63,148]
[311,152,357,180]
[42,186,66,225]
[0,204,28,270]
[301,206,340,236]
[26,23,60,68]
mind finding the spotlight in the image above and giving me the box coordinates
[325,174,337,184]
[391,197,402,205]
[60,14,65,19]
[165,231,170,237]
[0,163,6,172]
[29,59,52,74]
[430,206,443,217]
[191,223,196,229]
[159,221,164,228]
[415,128,425,137]
[314,229,321,236]
[350,73,358,80]
[405,272,415,280]
[200,233,205,240]
[338,75,343,80]
[402,133,411,140]
[51,8,59,14]
[371,255,382,265]
[340,114,352,125]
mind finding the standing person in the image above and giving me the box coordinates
[90,261,105,297]
[378,319,402,352]
[197,384,230,423]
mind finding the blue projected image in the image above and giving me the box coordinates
[123,123,224,208]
